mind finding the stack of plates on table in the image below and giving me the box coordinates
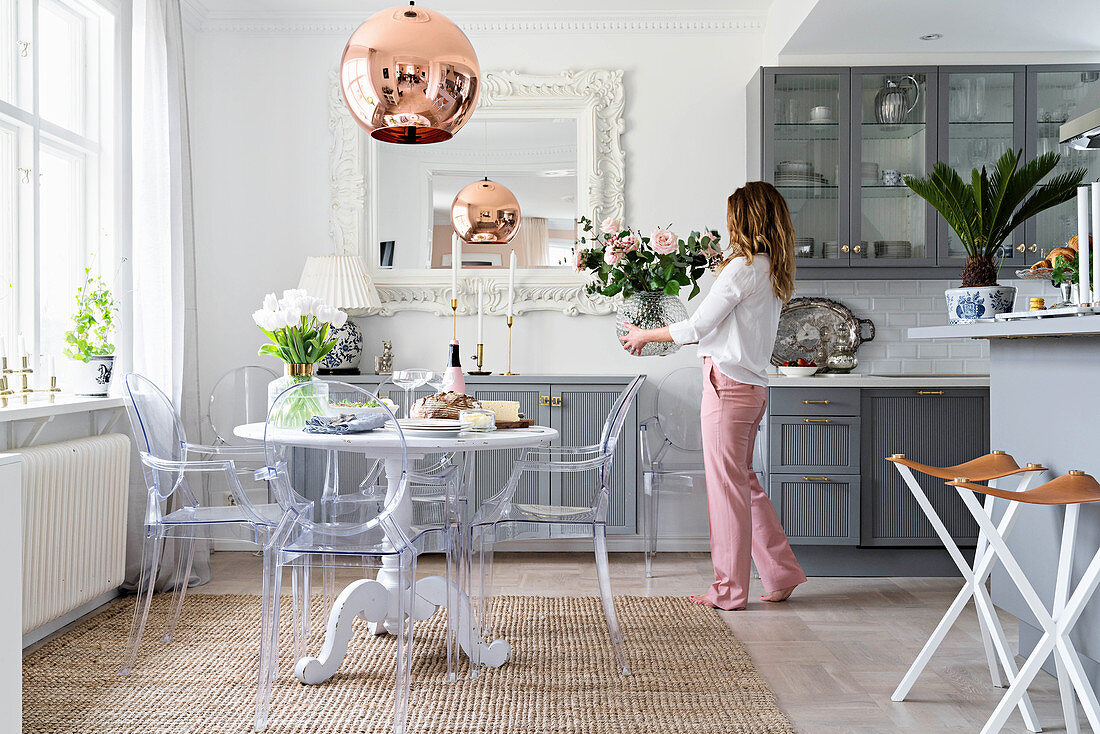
[396,418,463,437]
[775,171,829,186]
[874,240,912,258]
[794,237,814,257]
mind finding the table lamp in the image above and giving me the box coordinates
[298,255,380,374]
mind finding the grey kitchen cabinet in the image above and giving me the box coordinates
[861,388,988,547]
[340,374,640,536]
[766,386,989,548]
[751,63,1097,278]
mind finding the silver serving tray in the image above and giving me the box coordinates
[772,297,875,372]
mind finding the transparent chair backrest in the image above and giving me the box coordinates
[264,380,409,538]
[599,375,647,457]
[655,367,704,453]
[124,373,187,464]
[206,365,277,445]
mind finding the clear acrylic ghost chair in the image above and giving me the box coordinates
[255,380,432,734]
[472,375,645,675]
[120,373,295,676]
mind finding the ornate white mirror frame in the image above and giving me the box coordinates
[328,69,625,316]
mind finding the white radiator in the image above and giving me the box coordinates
[17,434,130,634]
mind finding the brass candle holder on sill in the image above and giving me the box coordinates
[451,298,458,340]
[505,316,517,375]
[469,343,491,375]
[1,356,60,406]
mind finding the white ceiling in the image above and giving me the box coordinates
[191,0,769,13]
[782,0,1100,56]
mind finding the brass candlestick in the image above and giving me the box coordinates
[505,316,516,375]
[0,357,12,408]
[3,357,60,405]
[469,343,491,375]
[451,298,458,340]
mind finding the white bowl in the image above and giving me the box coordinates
[777,365,820,377]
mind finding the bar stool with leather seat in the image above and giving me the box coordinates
[949,471,1100,734]
[887,451,1046,732]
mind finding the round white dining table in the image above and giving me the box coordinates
[233,421,557,683]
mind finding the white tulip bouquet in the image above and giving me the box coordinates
[253,289,348,427]
[252,289,347,365]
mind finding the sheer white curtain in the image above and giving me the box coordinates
[511,216,549,267]
[125,0,208,590]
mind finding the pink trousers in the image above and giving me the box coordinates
[700,357,806,609]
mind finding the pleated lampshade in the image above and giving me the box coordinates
[297,255,381,313]
[340,3,480,145]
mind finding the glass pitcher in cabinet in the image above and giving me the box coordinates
[1028,67,1100,264]
[763,69,850,264]
[849,69,938,266]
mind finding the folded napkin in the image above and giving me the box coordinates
[303,411,388,435]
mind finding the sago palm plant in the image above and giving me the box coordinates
[904,149,1086,287]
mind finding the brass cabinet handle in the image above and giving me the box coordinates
[841,245,850,253]
[916,390,944,396]
[803,399,830,404]
[1029,244,1038,253]
[1016,243,1026,252]
[852,245,862,254]
[802,476,831,482]
[539,395,550,406]
[803,418,831,423]
[551,396,562,407]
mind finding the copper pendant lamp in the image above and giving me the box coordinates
[340,3,480,145]
[451,178,522,244]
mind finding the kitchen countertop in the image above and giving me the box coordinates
[908,314,1100,340]
[767,373,990,388]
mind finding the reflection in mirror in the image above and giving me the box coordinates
[373,118,578,269]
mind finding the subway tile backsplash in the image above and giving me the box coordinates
[792,278,1051,375]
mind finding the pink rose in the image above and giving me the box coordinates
[604,247,623,266]
[619,234,638,252]
[600,217,622,235]
[651,228,679,255]
[573,248,585,271]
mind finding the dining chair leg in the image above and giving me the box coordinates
[1054,505,1081,734]
[476,523,498,653]
[163,535,196,642]
[291,561,309,661]
[593,523,630,675]
[443,522,458,682]
[120,526,164,676]
[253,549,283,732]
[976,493,1008,689]
[642,472,658,579]
[392,550,417,734]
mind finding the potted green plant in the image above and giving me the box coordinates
[904,149,1086,323]
[63,268,119,396]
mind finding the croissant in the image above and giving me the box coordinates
[1067,234,1093,252]
[1031,259,1052,271]
[1049,247,1076,267]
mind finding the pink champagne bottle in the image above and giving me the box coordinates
[441,339,465,393]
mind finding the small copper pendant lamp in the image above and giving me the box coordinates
[450,178,522,244]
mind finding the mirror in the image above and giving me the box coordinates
[374,118,579,269]
[329,69,625,315]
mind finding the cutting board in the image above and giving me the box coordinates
[495,419,534,429]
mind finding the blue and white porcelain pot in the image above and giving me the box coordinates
[319,319,363,372]
[945,285,1017,324]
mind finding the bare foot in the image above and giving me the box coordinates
[760,585,797,603]
[689,595,745,611]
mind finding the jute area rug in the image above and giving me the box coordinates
[24,594,795,734]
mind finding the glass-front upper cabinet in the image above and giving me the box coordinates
[938,68,1026,266]
[849,68,938,266]
[1027,66,1100,264]
[763,69,850,264]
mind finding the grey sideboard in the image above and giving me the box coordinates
[333,374,641,535]
[766,380,989,551]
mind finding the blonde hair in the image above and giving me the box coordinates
[720,181,796,303]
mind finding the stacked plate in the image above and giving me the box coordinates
[396,418,464,438]
[861,161,880,185]
[775,170,830,186]
[873,240,912,258]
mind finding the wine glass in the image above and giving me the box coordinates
[423,371,445,393]
[392,368,431,418]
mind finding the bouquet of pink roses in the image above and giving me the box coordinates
[573,216,721,300]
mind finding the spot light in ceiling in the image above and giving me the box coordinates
[919,33,943,41]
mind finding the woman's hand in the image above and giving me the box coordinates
[619,323,651,356]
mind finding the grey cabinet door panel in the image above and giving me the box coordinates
[861,388,988,546]
[770,387,860,416]
[769,416,860,473]
[768,473,860,545]
[469,385,551,513]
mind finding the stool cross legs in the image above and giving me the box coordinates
[950,472,1100,734]
[887,452,1045,733]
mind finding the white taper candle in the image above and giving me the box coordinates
[1078,186,1090,305]
[17,334,25,357]
[507,250,516,318]
[451,235,462,301]
[48,356,55,379]
[477,280,484,344]
[1092,182,1100,303]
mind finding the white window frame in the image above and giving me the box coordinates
[0,0,126,367]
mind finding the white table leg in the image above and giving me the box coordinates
[294,456,510,685]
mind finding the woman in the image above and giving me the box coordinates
[619,182,806,611]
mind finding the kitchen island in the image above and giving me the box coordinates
[910,314,1100,695]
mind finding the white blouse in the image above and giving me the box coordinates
[667,255,781,387]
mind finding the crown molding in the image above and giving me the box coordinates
[180,6,765,36]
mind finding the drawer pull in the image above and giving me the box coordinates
[539,395,550,406]
[802,476,831,482]
[803,399,830,404]
[551,396,562,407]
[916,390,945,396]
[803,418,831,423]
